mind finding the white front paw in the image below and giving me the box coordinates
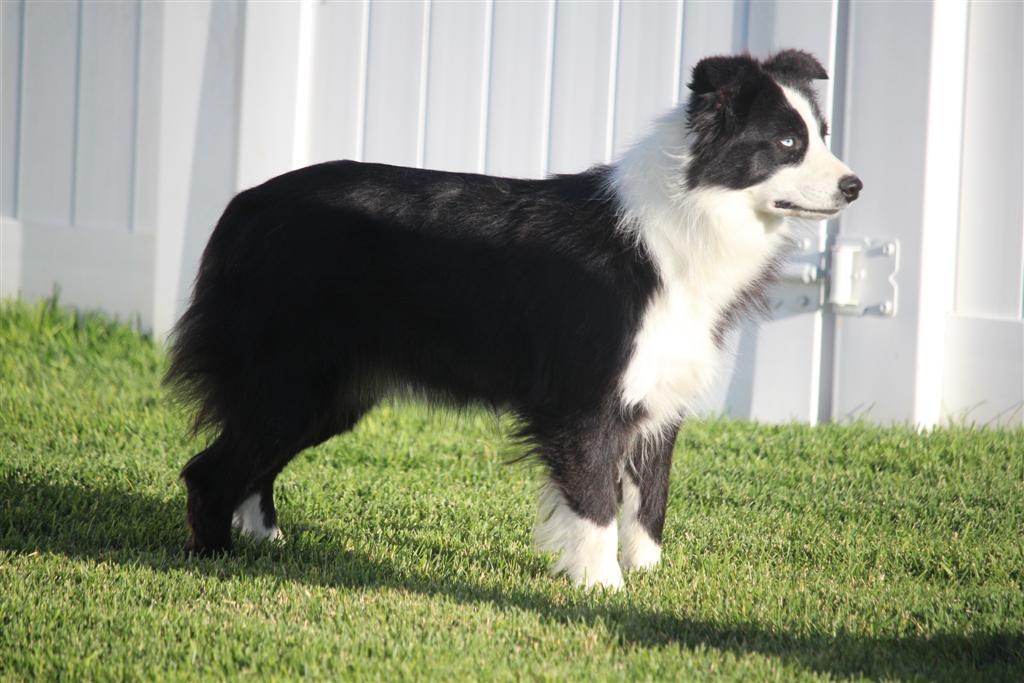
[536,484,623,591]
[620,532,661,571]
[618,477,663,572]
[559,555,624,590]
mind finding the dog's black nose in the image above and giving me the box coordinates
[839,175,863,202]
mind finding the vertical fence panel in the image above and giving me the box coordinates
[611,0,682,156]
[955,0,1024,320]
[485,0,553,178]
[939,0,1024,426]
[151,0,244,336]
[18,0,79,225]
[362,0,428,167]
[8,0,1018,425]
[832,1,968,425]
[1,0,22,218]
[546,0,615,174]
[831,1,931,422]
[679,0,747,99]
[423,1,489,173]
[131,0,163,234]
[74,0,139,231]
[235,1,302,191]
[307,0,368,165]
[942,317,1024,426]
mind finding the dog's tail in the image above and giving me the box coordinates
[164,290,229,437]
[164,192,261,436]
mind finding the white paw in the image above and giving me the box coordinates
[243,525,284,543]
[558,553,624,590]
[620,530,661,571]
[232,493,285,543]
[535,483,623,591]
[619,476,662,572]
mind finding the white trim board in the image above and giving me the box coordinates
[8,219,155,330]
[1,217,23,298]
[941,315,1024,427]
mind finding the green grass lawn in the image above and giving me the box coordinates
[1,299,1022,682]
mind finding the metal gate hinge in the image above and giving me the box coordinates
[771,236,900,319]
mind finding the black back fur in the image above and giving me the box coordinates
[166,163,659,482]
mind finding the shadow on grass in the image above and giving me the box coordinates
[2,476,1020,682]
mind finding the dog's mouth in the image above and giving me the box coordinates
[773,200,840,217]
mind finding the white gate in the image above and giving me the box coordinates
[1,0,1021,427]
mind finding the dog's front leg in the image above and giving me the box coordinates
[619,421,679,571]
[534,430,625,590]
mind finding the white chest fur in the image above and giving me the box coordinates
[609,117,786,435]
[620,211,783,434]
[620,280,722,430]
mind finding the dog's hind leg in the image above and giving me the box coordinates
[231,402,374,544]
[534,423,628,590]
[619,421,679,571]
[232,474,284,542]
[182,431,252,555]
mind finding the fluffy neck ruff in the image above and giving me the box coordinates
[609,105,788,290]
[608,106,790,432]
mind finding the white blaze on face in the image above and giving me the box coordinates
[753,85,854,218]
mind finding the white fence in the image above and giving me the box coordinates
[1,0,1021,427]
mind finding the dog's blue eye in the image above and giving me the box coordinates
[780,137,795,148]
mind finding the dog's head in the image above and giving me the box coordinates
[685,50,861,219]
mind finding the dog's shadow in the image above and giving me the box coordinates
[1,475,1019,682]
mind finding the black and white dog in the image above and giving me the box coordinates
[167,50,861,590]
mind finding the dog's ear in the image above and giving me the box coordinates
[687,55,761,123]
[688,55,760,95]
[762,49,828,81]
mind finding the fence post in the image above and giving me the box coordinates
[830,0,969,426]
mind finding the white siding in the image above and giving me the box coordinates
[1,0,23,218]
[18,0,79,225]
[422,1,491,173]
[362,1,429,168]
[74,0,139,231]
[679,0,748,92]
[940,0,1024,426]
[151,0,245,335]
[307,0,369,165]
[546,0,616,173]
[234,1,304,190]
[3,0,1021,426]
[830,0,941,423]
[942,316,1024,425]
[611,0,683,155]
[485,0,554,178]
[955,0,1024,320]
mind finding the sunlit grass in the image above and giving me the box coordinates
[1,299,1021,681]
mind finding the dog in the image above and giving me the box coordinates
[166,50,861,590]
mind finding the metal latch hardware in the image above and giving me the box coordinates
[827,237,899,317]
[771,236,900,319]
